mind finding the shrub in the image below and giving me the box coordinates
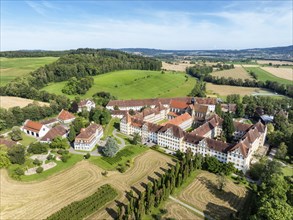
[57,149,64,155]
[36,166,44,173]
[14,167,24,176]
[27,142,48,154]
[84,153,91,159]
[33,158,42,166]
[117,164,127,173]
[61,154,70,162]
[47,154,54,160]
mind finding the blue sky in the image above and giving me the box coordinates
[1,0,292,50]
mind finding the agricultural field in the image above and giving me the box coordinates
[177,171,248,220]
[0,57,58,86]
[0,96,49,109]
[257,60,293,65]
[41,70,197,100]
[206,83,281,98]
[1,150,174,220]
[260,67,293,81]
[163,200,203,220]
[162,61,195,72]
[212,67,252,80]
[245,67,292,85]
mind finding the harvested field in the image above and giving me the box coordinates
[260,67,293,81]
[178,171,248,220]
[0,96,49,109]
[206,83,279,97]
[1,150,174,220]
[257,60,293,65]
[212,67,252,80]
[162,61,195,72]
[163,200,203,220]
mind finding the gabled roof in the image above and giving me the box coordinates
[76,123,102,140]
[23,120,43,132]
[195,98,217,105]
[78,99,94,107]
[40,125,67,142]
[162,112,192,126]
[234,121,253,132]
[159,124,185,138]
[228,138,251,158]
[193,104,209,114]
[40,118,58,125]
[0,138,17,148]
[170,100,189,109]
[143,122,163,133]
[192,114,223,137]
[168,111,180,117]
[204,138,231,153]
[57,109,75,121]
[184,133,204,145]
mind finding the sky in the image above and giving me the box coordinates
[1,0,292,51]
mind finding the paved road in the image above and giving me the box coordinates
[169,196,214,220]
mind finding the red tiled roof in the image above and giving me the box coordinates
[168,111,180,117]
[58,109,75,121]
[76,123,102,140]
[228,139,251,158]
[143,123,163,133]
[23,120,43,132]
[40,125,67,142]
[170,100,189,109]
[193,104,209,114]
[195,98,217,105]
[0,138,17,148]
[192,114,222,136]
[40,118,58,125]
[162,113,192,126]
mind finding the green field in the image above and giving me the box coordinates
[41,70,197,99]
[0,57,58,86]
[244,67,292,85]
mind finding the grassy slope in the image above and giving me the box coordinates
[89,145,148,170]
[0,57,58,86]
[42,70,196,100]
[244,67,292,85]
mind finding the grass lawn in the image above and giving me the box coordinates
[102,118,120,139]
[20,154,84,182]
[0,57,58,86]
[41,70,196,100]
[244,67,292,85]
[19,132,37,146]
[282,166,292,177]
[89,145,148,170]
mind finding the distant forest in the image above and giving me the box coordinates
[0,49,162,99]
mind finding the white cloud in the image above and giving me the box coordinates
[2,3,292,50]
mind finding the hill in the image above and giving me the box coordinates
[42,70,196,100]
[0,57,58,86]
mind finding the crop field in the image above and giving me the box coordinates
[206,83,281,97]
[212,67,252,80]
[260,67,293,81]
[0,96,49,109]
[257,60,293,65]
[163,200,203,220]
[0,57,58,86]
[41,70,196,100]
[162,61,195,72]
[1,150,174,220]
[245,67,292,85]
[177,171,248,220]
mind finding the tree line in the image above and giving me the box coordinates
[116,149,236,219]
[0,96,70,131]
[0,49,161,101]
[186,65,293,98]
[46,184,118,220]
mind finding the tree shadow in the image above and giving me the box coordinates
[140,182,147,189]
[154,171,162,178]
[130,186,142,197]
[197,176,244,210]
[147,175,155,183]
[203,202,237,220]
[114,122,120,130]
[160,167,167,172]
[105,207,117,219]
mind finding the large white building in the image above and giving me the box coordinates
[118,98,266,173]
[74,123,103,151]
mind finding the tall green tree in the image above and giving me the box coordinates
[9,126,22,141]
[222,113,235,142]
[101,137,119,157]
[67,126,76,142]
[7,145,25,165]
